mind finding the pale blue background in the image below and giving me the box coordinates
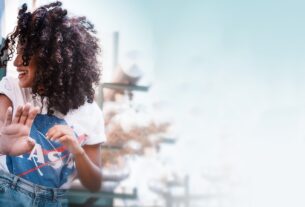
[58,1,305,206]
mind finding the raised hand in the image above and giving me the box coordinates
[0,103,40,156]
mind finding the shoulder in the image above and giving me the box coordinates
[65,101,104,128]
[68,101,102,117]
[64,101,106,145]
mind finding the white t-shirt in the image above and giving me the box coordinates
[0,76,106,189]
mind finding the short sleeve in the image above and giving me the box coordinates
[65,102,107,146]
[83,103,107,145]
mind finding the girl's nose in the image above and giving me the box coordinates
[13,54,22,66]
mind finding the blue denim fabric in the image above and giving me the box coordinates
[0,170,68,207]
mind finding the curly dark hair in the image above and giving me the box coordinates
[0,1,101,115]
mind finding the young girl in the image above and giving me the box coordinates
[0,1,106,206]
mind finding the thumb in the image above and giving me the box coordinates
[26,137,36,151]
[27,137,36,146]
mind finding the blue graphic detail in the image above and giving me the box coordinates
[6,114,76,188]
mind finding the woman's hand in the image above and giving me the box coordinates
[0,103,39,156]
[46,125,84,155]
[47,125,102,191]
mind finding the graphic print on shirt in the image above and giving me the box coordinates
[6,114,78,188]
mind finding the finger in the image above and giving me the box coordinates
[25,106,40,128]
[4,106,13,126]
[58,135,75,144]
[12,106,23,124]
[49,131,65,141]
[57,135,68,143]
[46,126,56,139]
[46,125,62,138]
[27,137,36,148]
[19,103,31,125]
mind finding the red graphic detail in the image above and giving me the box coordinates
[42,146,67,155]
[16,134,87,177]
[17,154,69,177]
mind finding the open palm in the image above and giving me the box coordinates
[0,104,39,156]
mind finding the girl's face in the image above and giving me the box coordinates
[13,46,37,88]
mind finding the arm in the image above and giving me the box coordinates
[46,125,102,192]
[74,144,102,192]
[0,94,12,128]
[0,95,12,154]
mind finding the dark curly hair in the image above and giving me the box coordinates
[0,1,101,115]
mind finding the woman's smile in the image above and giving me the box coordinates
[17,69,29,79]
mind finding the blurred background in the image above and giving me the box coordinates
[2,0,305,207]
